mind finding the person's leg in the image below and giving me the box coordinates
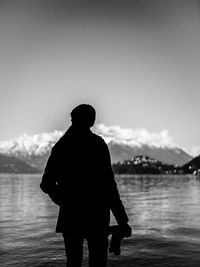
[87,232,108,267]
[63,232,84,267]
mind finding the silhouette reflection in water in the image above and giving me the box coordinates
[40,104,131,267]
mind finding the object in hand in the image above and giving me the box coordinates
[108,224,132,255]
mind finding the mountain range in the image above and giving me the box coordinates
[0,153,39,174]
[108,142,191,166]
[0,128,193,173]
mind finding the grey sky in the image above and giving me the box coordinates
[0,0,200,152]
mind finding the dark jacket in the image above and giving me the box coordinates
[40,125,128,233]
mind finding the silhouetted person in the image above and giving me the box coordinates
[40,104,131,267]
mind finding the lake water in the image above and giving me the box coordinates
[1,174,200,267]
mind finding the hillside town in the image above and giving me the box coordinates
[112,155,200,175]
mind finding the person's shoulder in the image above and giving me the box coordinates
[51,132,66,151]
[91,132,107,146]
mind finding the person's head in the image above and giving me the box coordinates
[70,104,96,128]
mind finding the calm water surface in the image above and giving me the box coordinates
[1,174,200,266]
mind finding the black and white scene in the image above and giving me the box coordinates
[1,1,200,266]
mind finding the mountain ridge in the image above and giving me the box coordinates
[0,153,40,173]
[0,128,193,171]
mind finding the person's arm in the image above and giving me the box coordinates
[40,145,61,205]
[102,141,129,225]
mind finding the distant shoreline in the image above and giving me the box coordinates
[0,173,197,178]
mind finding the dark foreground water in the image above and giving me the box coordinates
[1,174,200,266]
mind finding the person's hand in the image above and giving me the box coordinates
[119,223,132,237]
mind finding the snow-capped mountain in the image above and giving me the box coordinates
[0,124,193,171]
[108,142,192,167]
[0,130,63,156]
[96,124,193,166]
[0,130,64,171]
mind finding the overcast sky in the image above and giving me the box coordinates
[0,0,200,153]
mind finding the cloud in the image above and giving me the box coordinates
[184,146,200,157]
[95,123,178,148]
[0,130,63,155]
[0,124,199,157]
